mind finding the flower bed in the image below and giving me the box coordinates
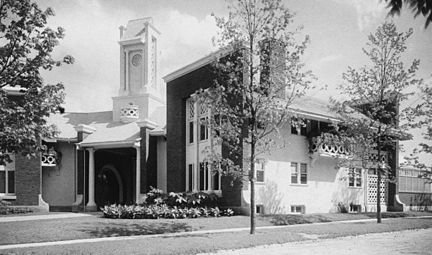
[0,200,33,215]
[101,188,234,219]
[102,204,234,219]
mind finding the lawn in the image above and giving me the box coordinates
[2,217,432,255]
[1,211,431,246]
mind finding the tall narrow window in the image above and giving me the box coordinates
[300,163,307,184]
[199,117,208,141]
[0,155,15,196]
[212,171,220,190]
[199,162,208,190]
[187,164,194,192]
[291,162,298,184]
[189,121,194,144]
[255,160,265,182]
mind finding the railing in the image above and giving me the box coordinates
[310,136,353,158]
[120,105,139,123]
[41,153,56,167]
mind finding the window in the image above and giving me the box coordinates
[199,117,209,141]
[399,169,432,193]
[199,162,209,190]
[349,168,362,187]
[291,163,298,183]
[186,164,194,192]
[0,155,15,197]
[255,160,265,182]
[291,119,307,136]
[291,162,307,184]
[188,121,194,144]
[290,205,305,214]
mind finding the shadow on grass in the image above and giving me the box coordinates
[267,214,331,226]
[81,222,192,238]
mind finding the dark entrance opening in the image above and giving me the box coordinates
[96,166,122,206]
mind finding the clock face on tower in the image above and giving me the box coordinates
[131,54,142,66]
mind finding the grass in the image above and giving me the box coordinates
[2,217,432,255]
[1,211,431,246]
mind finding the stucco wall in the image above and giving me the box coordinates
[241,131,366,214]
[42,142,76,206]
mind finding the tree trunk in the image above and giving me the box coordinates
[250,142,256,234]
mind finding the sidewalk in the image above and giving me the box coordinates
[0,212,91,223]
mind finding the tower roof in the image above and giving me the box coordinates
[120,17,158,41]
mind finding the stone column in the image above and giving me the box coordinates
[134,144,141,203]
[86,148,96,208]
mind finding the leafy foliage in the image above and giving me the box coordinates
[329,22,422,223]
[404,78,432,180]
[143,187,220,208]
[197,0,314,234]
[385,0,432,28]
[0,0,73,164]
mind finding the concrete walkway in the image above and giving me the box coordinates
[0,213,91,222]
[201,228,432,255]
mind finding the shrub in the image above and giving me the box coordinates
[143,187,221,208]
[0,199,33,215]
[101,204,233,219]
[337,202,349,213]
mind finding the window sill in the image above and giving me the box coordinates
[0,195,16,200]
[348,186,362,189]
[256,182,265,185]
[290,184,308,187]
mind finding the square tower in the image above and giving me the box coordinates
[112,18,165,124]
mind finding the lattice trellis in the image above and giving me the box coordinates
[367,153,388,163]
[367,174,387,204]
[120,106,139,118]
[187,99,194,120]
[199,101,208,116]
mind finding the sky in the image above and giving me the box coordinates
[37,0,431,164]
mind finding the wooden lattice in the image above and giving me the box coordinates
[367,174,387,204]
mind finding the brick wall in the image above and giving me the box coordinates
[14,153,41,205]
[166,65,214,192]
[166,62,243,207]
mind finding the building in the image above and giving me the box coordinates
[1,18,167,211]
[1,18,431,213]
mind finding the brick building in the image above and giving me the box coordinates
[1,18,430,213]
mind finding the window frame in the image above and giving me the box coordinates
[290,205,305,214]
[291,162,307,185]
[348,168,362,188]
[0,155,16,198]
[255,159,265,183]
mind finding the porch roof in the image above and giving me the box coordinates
[47,111,164,146]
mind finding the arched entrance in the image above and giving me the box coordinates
[95,165,124,206]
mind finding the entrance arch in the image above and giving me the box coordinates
[95,164,124,206]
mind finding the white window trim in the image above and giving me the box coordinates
[348,168,362,188]
[290,162,308,185]
[0,155,16,197]
[255,159,265,183]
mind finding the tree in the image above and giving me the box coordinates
[403,79,432,179]
[385,0,432,28]
[330,22,421,223]
[198,0,313,234]
[0,0,73,164]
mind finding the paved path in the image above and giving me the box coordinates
[202,228,432,255]
[0,213,90,222]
